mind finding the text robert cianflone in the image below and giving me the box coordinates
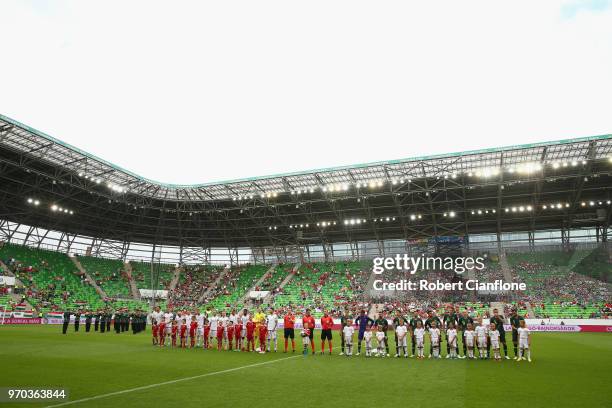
[372,279,527,292]
[372,254,485,275]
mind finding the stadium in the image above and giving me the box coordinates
[0,113,610,407]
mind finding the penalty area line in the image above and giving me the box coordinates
[44,355,300,407]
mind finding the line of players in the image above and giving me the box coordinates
[347,306,531,362]
[150,307,285,353]
[148,305,532,362]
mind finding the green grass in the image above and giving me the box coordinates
[0,326,610,408]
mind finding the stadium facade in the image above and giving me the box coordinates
[0,114,611,265]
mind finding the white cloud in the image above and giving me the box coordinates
[1,0,611,184]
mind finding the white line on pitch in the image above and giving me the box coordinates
[44,355,300,407]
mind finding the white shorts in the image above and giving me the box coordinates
[519,339,529,348]
[210,329,217,338]
[397,336,407,347]
[165,326,172,334]
[466,338,474,347]
[478,336,487,346]
[241,328,246,338]
[267,331,277,340]
[416,338,424,347]
[491,340,499,349]
[197,328,204,336]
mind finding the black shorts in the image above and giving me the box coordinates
[499,332,507,343]
[284,328,294,339]
[321,329,332,341]
[512,329,518,343]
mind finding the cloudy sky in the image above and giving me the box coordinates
[1,0,611,184]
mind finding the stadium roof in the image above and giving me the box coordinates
[1,113,611,250]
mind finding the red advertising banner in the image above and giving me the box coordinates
[577,325,612,333]
[2,318,42,325]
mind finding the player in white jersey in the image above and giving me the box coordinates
[394,319,408,358]
[229,311,238,325]
[475,319,489,359]
[266,310,279,352]
[414,321,426,359]
[163,311,174,345]
[429,321,441,359]
[209,313,219,345]
[218,311,229,342]
[363,327,373,357]
[342,324,355,356]
[183,312,192,341]
[464,323,476,358]
[195,312,205,347]
[375,329,386,357]
[240,309,250,340]
[516,320,531,362]
[489,322,501,361]
[150,307,163,330]
[446,323,458,359]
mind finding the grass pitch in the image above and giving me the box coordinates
[0,325,610,408]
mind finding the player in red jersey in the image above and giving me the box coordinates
[320,311,334,355]
[203,321,211,349]
[216,324,225,350]
[234,321,243,351]
[283,311,296,352]
[246,318,256,351]
[258,323,268,353]
[189,316,198,348]
[180,319,187,348]
[158,321,166,347]
[227,322,235,351]
[302,309,316,354]
[171,321,178,347]
[152,319,159,346]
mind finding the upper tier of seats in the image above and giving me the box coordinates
[77,255,130,298]
[209,264,269,309]
[130,261,175,290]
[273,261,368,317]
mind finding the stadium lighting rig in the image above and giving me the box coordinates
[288,223,310,229]
[26,198,40,206]
[580,200,612,207]
[372,217,396,222]
[229,155,610,202]
[470,209,497,215]
[50,204,74,215]
[107,182,127,193]
[541,203,570,210]
[27,197,74,215]
[504,205,534,213]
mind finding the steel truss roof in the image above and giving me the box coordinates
[0,113,611,248]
